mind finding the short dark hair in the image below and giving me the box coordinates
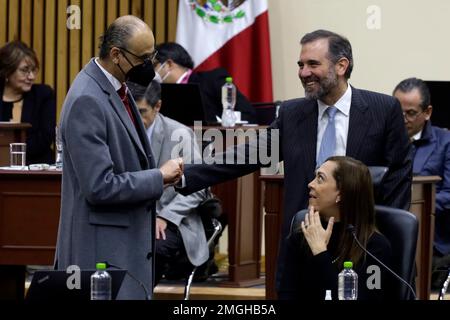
[99,21,136,59]
[0,41,39,84]
[300,30,353,79]
[155,42,194,69]
[393,77,431,111]
[127,80,161,108]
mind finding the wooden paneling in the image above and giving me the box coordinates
[33,0,44,83]
[0,0,8,46]
[0,0,179,119]
[21,0,32,45]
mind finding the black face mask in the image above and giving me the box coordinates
[125,60,155,87]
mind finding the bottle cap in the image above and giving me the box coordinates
[343,261,353,269]
[225,77,233,83]
[96,262,107,270]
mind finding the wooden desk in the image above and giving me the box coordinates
[0,170,61,299]
[0,123,32,166]
[197,125,267,286]
[260,175,440,300]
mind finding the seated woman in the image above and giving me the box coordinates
[278,156,393,300]
[0,41,56,164]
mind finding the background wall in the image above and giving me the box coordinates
[0,0,179,118]
[268,0,450,101]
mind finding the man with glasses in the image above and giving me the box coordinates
[394,78,450,289]
[56,16,183,300]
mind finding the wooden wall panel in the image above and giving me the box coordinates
[8,0,19,41]
[69,0,81,84]
[1,0,180,119]
[44,0,56,91]
[32,0,44,83]
[21,0,32,45]
[0,0,8,46]
[81,0,94,66]
[56,0,69,115]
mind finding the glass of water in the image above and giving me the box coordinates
[10,143,27,169]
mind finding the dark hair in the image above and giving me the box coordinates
[155,42,194,69]
[127,80,161,108]
[99,18,141,59]
[0,41,39,84]
[393,77,431,111]
[300,30,353,79]
[327,156,376,267]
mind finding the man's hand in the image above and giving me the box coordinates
[156,217,167,240]
[159,158,183,187]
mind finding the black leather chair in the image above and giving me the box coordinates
[289,205,418,300]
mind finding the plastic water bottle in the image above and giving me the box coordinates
[90,262,112,300]
[221,77,237,127]
[338,261,358,300]
[55,126,63,169]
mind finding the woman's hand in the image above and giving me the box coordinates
[301,206,334,256]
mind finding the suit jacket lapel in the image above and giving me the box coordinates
[84,59,148,162]
[346,87,370,158]
[151,115,164,167]
[299,99,319,170]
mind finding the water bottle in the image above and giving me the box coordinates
[338,261,358,300]
[55,126,63,169]
[221,76,237,127]
[90,262,112,300]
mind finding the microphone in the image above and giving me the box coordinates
[102,261,151,300]
[346,224,417,300]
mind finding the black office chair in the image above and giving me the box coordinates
[289,206,418,300]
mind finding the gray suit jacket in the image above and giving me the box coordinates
[151,114,208,266]
[55,59,164,300]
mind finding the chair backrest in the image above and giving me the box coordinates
[289,206,418,300]
[374,205,418,300]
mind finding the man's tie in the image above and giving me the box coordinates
[317,106,338,167]
[117,84,136,125]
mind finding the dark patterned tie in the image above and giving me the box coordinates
[117,84,136,125]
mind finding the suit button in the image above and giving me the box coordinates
[147,252,153,260]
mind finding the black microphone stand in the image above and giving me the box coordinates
[347,225,417,300]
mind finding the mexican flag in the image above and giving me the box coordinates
[176,0,273,103]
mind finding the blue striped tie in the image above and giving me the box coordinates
[317,106,338,167]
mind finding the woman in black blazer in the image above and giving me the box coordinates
[0,41,56,164]
[278,156,394,300]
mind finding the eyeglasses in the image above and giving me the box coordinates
[118,47,158,65]
[403,110,425,121]
[17,66,39,76]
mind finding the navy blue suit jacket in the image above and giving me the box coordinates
[413,121,450,254]
[180,86,412,290]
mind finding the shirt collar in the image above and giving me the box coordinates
[411,129,423,142]
[95,58,123,91]
[176,69,193,84]
[318,84,352,119]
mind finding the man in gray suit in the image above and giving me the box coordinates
[127,80,211,284]
[55,16,183,300]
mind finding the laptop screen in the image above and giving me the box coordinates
[160,83,207,126]
[26,269,126,301]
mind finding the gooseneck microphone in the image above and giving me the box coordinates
[103,261,151,300]
[346,224,417,300]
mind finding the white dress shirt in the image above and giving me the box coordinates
[316,85,352,163]
[95,58,122,91]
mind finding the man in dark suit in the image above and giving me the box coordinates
[55,16,183,300]
[393,77,450,288]
[153,42,257,124]
[179,29,412,296]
